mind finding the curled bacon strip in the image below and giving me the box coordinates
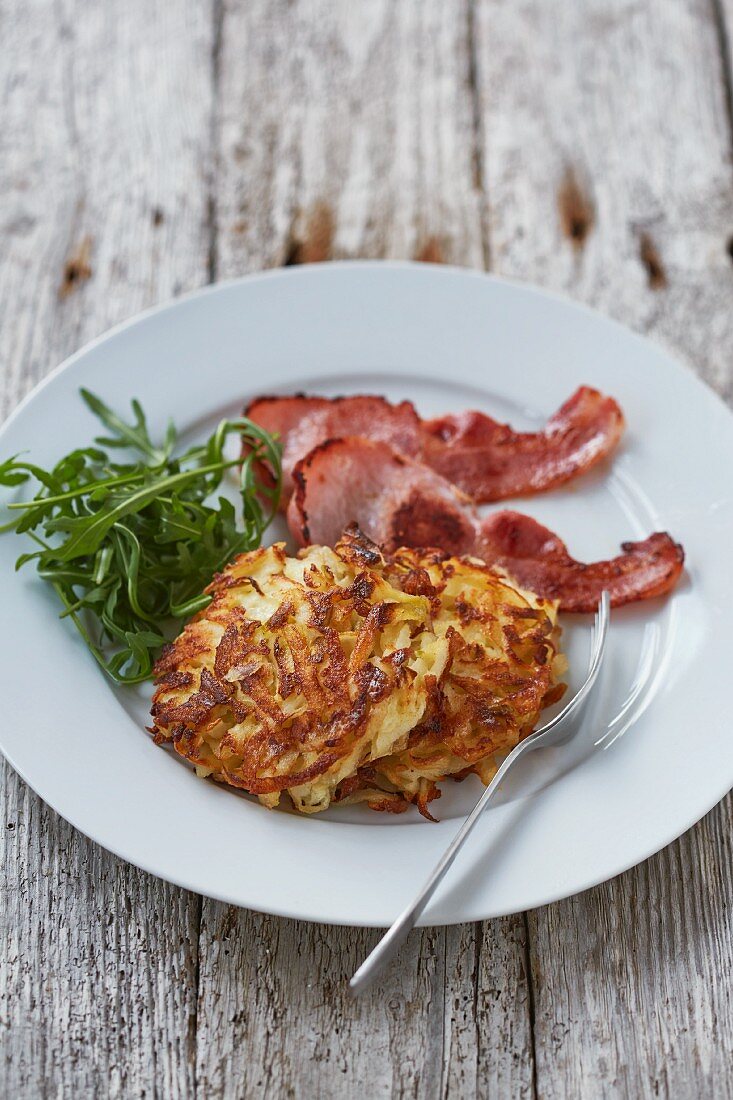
[478,512,684,612]
[422,386,625,501]
[288,437,684,613]
[246,387,624,505]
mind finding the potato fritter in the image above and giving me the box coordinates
[150,526,565,818]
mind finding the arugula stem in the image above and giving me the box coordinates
[5,469,148,509]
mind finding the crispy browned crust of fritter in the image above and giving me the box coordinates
[149,526,565,818]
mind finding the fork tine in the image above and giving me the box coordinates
[589,604,600,667]
[593,591,610,663]
[585,591,609,684]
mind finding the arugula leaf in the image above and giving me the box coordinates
[1,391,282,683]
[80,389,170,464]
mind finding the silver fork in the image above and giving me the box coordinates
[350,590,611,995]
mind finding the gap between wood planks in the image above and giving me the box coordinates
[466,0,491,271]
[712,0,733,143]
[206,0,224,287]
[190,0,225,1077]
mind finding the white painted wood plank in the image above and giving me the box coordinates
[0,1,214,1095]
[213,0,486,278]
[195,4,533,1097]
[527,798,733,1098]
[473,0,733,398]
[473,1,733,1094]
[1,779,201,1097]
[443,918,535,1098]
[196,909,446,1098]
[195,912,536,1099]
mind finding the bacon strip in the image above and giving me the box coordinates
[421,386,625,501]
[246,387,624,505]
[288,437,683,613]
[289,438,476,553]
[245,394,422,503]
[478,512,684,612]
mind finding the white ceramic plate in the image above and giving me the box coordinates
[1,262,731,926]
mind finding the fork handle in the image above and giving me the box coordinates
[350,591,610,995]
[349,738,532,995]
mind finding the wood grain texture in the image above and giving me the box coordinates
[473,0,733,399]
[0,0,214,1095]
[213,0,486,278]
[2,0,733,1096]
[194,911,536,1099]
[527,797,733,1099]
[1,779,200,1097]
[442,918,535,1098]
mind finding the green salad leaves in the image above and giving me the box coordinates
[0,390,282,683]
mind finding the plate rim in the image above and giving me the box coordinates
[1,260,731,926]
[6,259,733,438]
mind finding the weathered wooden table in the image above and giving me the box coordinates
[2,2,733,1096]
